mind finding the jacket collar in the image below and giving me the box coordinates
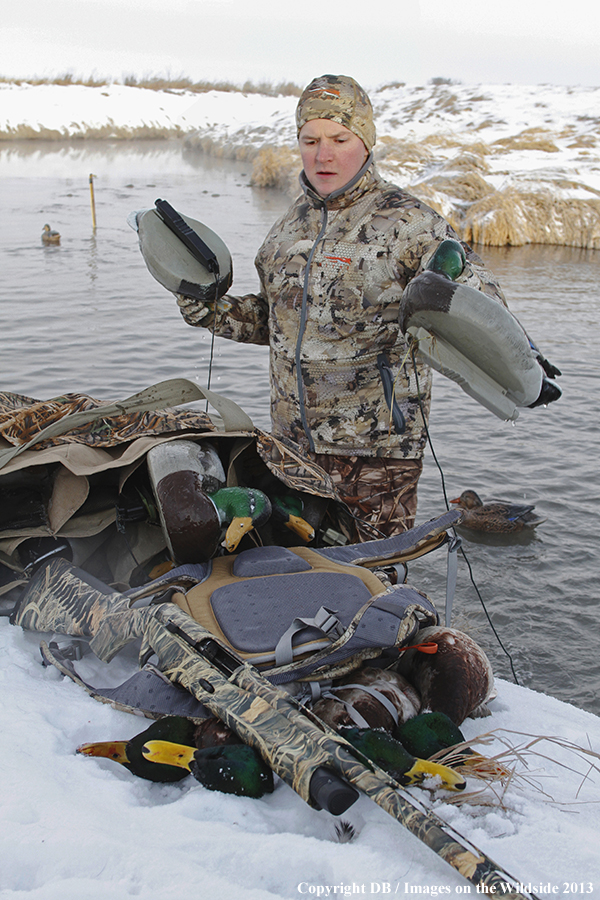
[300,154,379,210]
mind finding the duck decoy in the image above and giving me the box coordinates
[395,711,512,782]
[425,238,466,281]
[77,715,199,783]
[142,740,274,798]
[395,711,468,760]
[340,726,465,791]
[270,493,315,542]
[147,441,273,561]
[450,489,544,533]
[210,486,272,552]
[42,224,61,244]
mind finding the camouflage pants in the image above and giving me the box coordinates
[311,454,423,541]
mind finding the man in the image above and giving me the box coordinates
[176,74,506,539]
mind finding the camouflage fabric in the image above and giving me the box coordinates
[312,453,423,539]
[176,164,506,461]
[0,391,214,450]
[295,74,376,151]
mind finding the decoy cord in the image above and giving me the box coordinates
[410,344,520,684]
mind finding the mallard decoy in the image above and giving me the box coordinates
[270,493,315,542]
[450,489,544,533]
[210,486,272,552]
[147,441,272,561]
[142,740,274,798]
[340,726,465,791]
[395,711,469,759]
[77,714,247,784]
[425,238,466,281]
[77,715,198,783]
[395,711,512,782]
[42,224,61,244]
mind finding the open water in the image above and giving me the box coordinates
[1,140,599,716]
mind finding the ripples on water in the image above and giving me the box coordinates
[1,140,599,715]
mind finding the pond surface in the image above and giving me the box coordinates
[1,140,599,715]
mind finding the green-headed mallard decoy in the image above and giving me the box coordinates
[450,490,544,533]
[42,224,61,245]
[340,726,465,791]
[210,486,272,552]
[77,715,199,783]
[77,715,251,784]
[425,239,466,281]
[147,441,272,561]
[142,740,274,798]
[270,493,315,543]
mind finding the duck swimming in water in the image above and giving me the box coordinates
[450,490,544,533]
[42,224,61,244]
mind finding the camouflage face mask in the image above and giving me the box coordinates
[296,74,376,151]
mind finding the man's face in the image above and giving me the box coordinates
[299,119,368,197]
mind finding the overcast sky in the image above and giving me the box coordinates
[4,0,599,88]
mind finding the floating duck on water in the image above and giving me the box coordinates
[41,224,61,244]
[450,489,545,533]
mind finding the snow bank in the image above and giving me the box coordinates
[2,80,600,247]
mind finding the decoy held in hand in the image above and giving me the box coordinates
[450,490,545,533]
[42,224,61,244]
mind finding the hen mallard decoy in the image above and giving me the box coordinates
[396,626,495,726]
[340,726,465,791]
[450,489,544,533]
[41,224,61,244]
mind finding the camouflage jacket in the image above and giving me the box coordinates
[177,162,505,458]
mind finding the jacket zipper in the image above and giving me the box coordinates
[295,154,374,453]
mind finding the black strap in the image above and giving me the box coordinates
[155,198,219,273]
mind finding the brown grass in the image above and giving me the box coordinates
[462,188,600,248]
[431,728,600,809]
[492,128,560,153]
[0,73,302,96]
[251,145,301,193]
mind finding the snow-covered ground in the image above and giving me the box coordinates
[2,80,600,245]
[2,615,600,899]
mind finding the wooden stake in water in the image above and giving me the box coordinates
[89,174,97,231]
